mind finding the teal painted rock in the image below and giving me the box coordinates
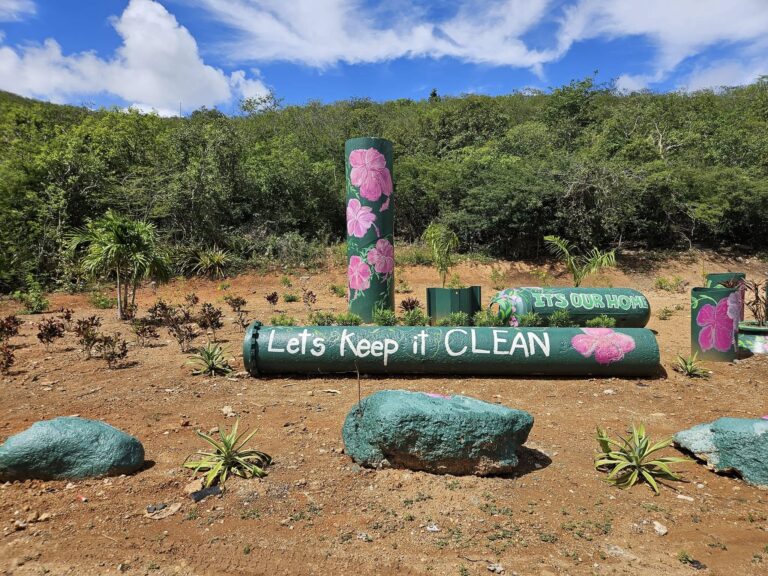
[0,417,145,481]
[342,390,534,475]
[674,417,768,487]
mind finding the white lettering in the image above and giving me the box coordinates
[267,330,284,352]
[310,337,326,357]
[472,329,491,354]
[492,329,508,355]
[527,332,550,356]
[445,329,468,357]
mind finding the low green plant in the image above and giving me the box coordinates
[473,309,504,327]
[547,310,575,327]
[284,293,299,303]
[657,307,673,320]
[595,423,689,493]
[395,242,433,267]
[183,420,272,487]
[396,278,412,293]
[585,315,617,328]
[280,275,293,288]
[13,276,49,314]
[270,314,297,326]
[309,311,337,326]
[186,343,233,376]
[436,311,471,326]
[446,274,466,289]
[192,246,231,279]
[373,307,398,326]
[401,308,429,326]
[489,266,506,291]
[517,311,543,327]
[334,312,363,326]
[655,276,686,293]
[674,352,709,378]
[329,284,346,298]
[88,290,117,310]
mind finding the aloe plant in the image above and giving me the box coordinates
[183,420,272,487]
[595,423,688,493]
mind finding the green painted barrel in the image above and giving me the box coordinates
[490,288,651,327]
[243,322,660,377]
[705,272,745,288]
[691,287,740,361]
[345,137,394,322]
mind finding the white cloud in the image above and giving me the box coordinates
[0,0,35,22]
[0,0,267,113]
[556,0,768,90]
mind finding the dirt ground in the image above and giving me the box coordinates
[1,251,767,576]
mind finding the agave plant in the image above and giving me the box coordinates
[192,246,231,280]
[595,424,689,493]
[674,352,709,378]
[186,342,232,376]
[183,420,272,487]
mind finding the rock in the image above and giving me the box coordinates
[342,390,534,476]
[221,406,236,418]
[487,563,505,574]
[0,417,144,481]
[653,521,668,536]
[674,417,768,487]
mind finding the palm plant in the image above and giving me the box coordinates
[69,210,170,319]
[674,352,709,378]
[543,235,616,287]
[595,424,689,493]
[186,342,232,376]
[423,223,459,288]
[192,246,231,279]
[183,420,272,487]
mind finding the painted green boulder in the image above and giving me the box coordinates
[674,417,768,487]
[342,390,534,476]
[0,417,145,481]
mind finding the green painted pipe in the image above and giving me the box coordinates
[490,288,651,327]
[345,137,395,322]
[243,322,660,377]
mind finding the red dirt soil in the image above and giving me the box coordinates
[1,251,767,576]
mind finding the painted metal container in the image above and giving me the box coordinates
[691,287,740,361]
[345,137,395,322]
[243,322,660,377]
[738,324,768,355]
[490,288,651,327]
[705,272,745,321]
[426,286,482,323]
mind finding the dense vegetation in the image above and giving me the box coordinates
[1,77,767,292]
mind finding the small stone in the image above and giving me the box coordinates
[209,427,219,435]
[603,389,616,395]
[357,532,373,542]
[183,478,204,495]
[677,494,694,502]
[221,406,236,418]
[653,521,668,536]
[487,563,505,574]
[13,520,27,531]
[37,512,52,522]
[426,523,440,532]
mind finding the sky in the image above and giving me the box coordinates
[0,0,767,116]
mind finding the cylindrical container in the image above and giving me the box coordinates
[345,137,394,322]
[490,288,651,327]
[737,323,768,355]
[691,287,740,361]
[705,272,745,321]
[243,322,660,378]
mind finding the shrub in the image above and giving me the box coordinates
[517,311,544,327]
[395,242,434,267]
[334,312,363,326]
[373,307,398,326]
[147,299,173,324]
[329,284,346,298]
[674,352,709,378]
[399,297,421,313]
[192,246,231,279]
[13,277,49,314]
[168,320,198,352]
[302,289,317,311]
[657,307,673,320]
[280,276,293,288]
[265,292,279,308]
[595,424,689,493]
[37,317,65,350]
[89,290,117,310]
[57,308,74,330]
[489,266,506,290]
[184,293,200,311]
[0,315,22,341]
[423,223,458,287]
[585,315,617,328]
[74,315,102,358]
[284,293,299,303]
[309,311,337,326]
[436,312,471,326]
[224,295,249,331]
[396,278,413,293]
[198,303,224,341]
[543,235,616,287]
[473,309,504,327]
[744,279,767,326]
[0,343,14,374]
[446,274,466,289]
[546,310,575,327]
[95,332,129,369]
[401,309,430,326]
[131,319,159,347]
[654,276,686,293]
[183,420,272,487]
[270,314,297,326]
[186,343,232,376]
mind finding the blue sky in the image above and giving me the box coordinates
[0,0,767,115]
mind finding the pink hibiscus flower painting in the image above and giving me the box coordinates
[348,255,371,292]
[366,239,394,275]
[349,148,393,209]
[697,297,735,352]
[572,328,636,365]
[726,289,744,322]
[346,198,376,238]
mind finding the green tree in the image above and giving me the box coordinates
[423,223,459,287]
[543,235,616,287]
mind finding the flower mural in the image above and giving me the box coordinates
[727,289,744,322]
[349,147,393,210]
[366,238,394,275]
[571,328,636,365]
[696,297,735,352]
[490,289,526,325]
[346,198,377,238]
[348,255,372,292]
